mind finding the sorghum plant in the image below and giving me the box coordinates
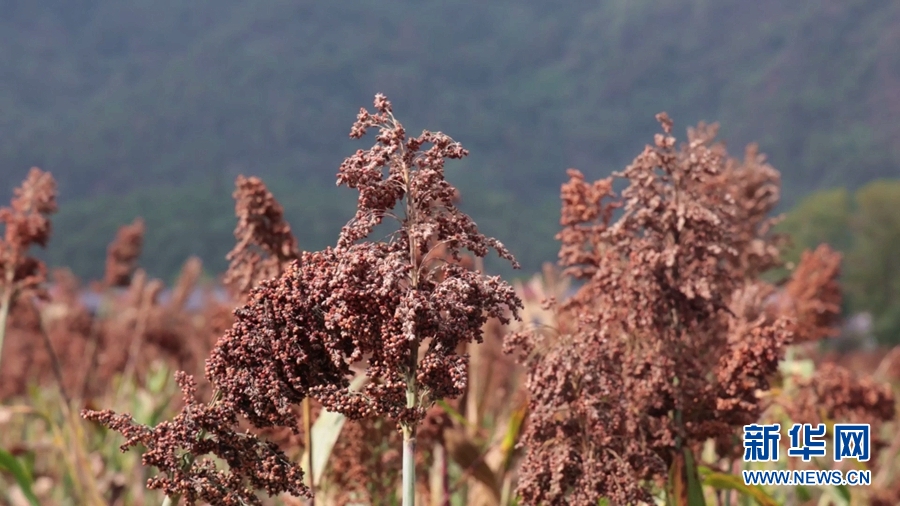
[0,167,58,372]
[786,362,894,432]
[84,94,522,505]
[507,115,792,505]
[777,244,843,344]
[223,175,301,302]
[0,223,220,402]
[218,174,324,498]
[104,217,145,288]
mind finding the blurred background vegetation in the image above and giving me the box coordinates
[1,0,898,340]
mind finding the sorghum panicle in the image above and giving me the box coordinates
[509,114,793,505]
[84,94,523,504]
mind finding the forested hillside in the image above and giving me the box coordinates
[2,0,898,279]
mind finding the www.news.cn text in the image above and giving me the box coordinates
[742,469,871,487]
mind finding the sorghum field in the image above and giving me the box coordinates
[0,96,898,506]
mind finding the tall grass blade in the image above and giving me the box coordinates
[0,447,40,506]
[699,467,778,506]
[299,374,369,485]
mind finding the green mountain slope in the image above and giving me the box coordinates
[2,0,899,278]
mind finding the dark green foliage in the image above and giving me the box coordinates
[780,180,900,345]
[4,0,900,280]
[777,188,852,267]
[40,174,561,281]
[845,181,900,344]
[40,178,355,282]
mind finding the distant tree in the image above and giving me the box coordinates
[845,180,900,344]
[777,187,851,268]
[779,181,900,344]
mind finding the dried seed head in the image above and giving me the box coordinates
[224,175,300,301]
[0,168,58,295]
[779,244,843,343]
[85,95,522,503]
[104,218,145,288]
[82,372,311,504]
[511,116,792,504]
[209,95,522,428]
[786,363,895,429]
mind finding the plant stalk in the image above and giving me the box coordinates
[37,318,71,405]
[37,313,107,505]
[302,397,315,505]
[402,422,417,506]
[116,294,150,403]
[399,109,420,506]
[0,273,14,370]
[161,493,180,506]
[78,291,112,401]
[402,338,419,506]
